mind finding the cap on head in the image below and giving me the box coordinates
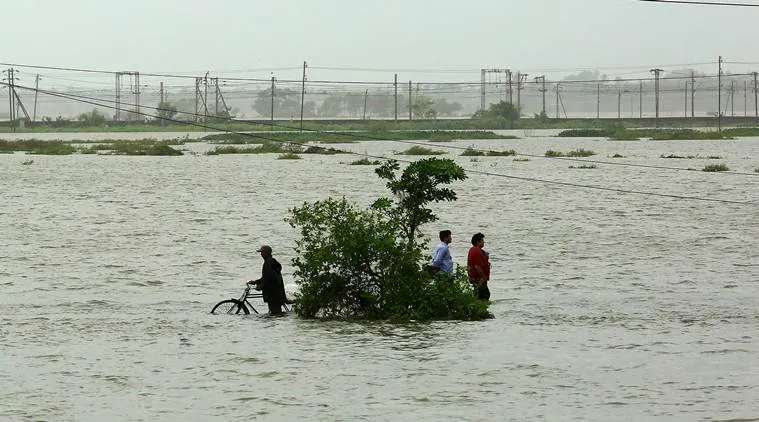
[256,245,272,254]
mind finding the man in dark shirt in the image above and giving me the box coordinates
[248,245,289,315]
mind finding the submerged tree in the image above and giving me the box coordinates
[286,158,491,321]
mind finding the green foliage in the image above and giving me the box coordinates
[754,168,759,173]
[286,158,488,321]
[545,149,596,157]
[472,101,521,120]
[557,129,611,137]
[79,139,183,156]
[460,148,485,156]
[569,164,598,169]
[0,139,75,155]
[349,158,381,165]
[487,149,517,156]
[395,146,445,156]
[155,102,178,122]
[703,164,729,172]
[375,158,467,244]
[722,127,759,137]
[78,109,107,125]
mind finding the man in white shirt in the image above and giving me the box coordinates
[430,230,454,275]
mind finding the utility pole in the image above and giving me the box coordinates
[213,78,219,117]
[730,80,735,117]
[32,74,40,122]
[516,72,527,117]
[684,81,688,117]
[744,80,748,117]
[639,80,643,118]
[691,71,696,118]
[115,72,122,122]
[480,69,486,112]
[133,72,141,121]
[507,71,513,104]
[4,68,16,130]
[596,84,601,119]
[270,76,275,122]
[718,56,723,132]
[754,71,758,126]
[159,81,165,104]
[535,76,546,116]
[555,83,560,118]
[300,61,307,131]
[618,89,622,119]
[408,80,412,120]
[394,73,398,121]
[204,72,209,120]
[650,68,663,127]
[194,77,201,123]
[363,89,369,120]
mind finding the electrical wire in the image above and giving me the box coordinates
[639,0,759,6]
[4,80,757,206]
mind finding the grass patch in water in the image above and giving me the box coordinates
[0,139,76,155]
[278,152,301,160]
[349,158,381,165]
[611,153,626,158]
[395,146,445,155]
[545,148,596,157]
[569,164,598,169]
[79,139,183,156]
[703,164,729,172]
[513,157,530,162]
[201,130,512,144]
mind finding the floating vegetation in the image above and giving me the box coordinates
[755,168,759,173]
[395,146,445,156]
[278,152,301,160]
[660,154,723,159]
[460,148,485,156]
[201,130,512,145]
[545,149,596,157]
[487,149,517,156]
[611,153,626,158]
[21,159,34,165]
[79,139,183,156]
[558,129,611,137]
[349,158,381,165]
[0,139,76,155]
[513,157,530,162]
[469,157,480,162]
[703,164,729,172]
[302,145,342,155]
[569,164,598,169]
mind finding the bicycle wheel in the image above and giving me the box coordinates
[210,299,249,315]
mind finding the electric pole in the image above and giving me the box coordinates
[754,71,758,126]
[555,83,560,118]
[650,68,663,127]
[481,69,486,112]
[516,72,527,118]
[394,74,398,121]
[508,71,513,104]
[684,81,688,117]
[618,89,622,119]
[639,80,643,118]
[300,61,307,131]
[33,74,40,122]
[408,80,412,120]
[363,89,369,120]
[730,80,735,117]
[596,84,600,119]
[718,56,723,132]
[691,71,696,118]
[270,76,275,122]
[535,76,546,116]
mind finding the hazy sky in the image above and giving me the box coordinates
[3,0,759,82]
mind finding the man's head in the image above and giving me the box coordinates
[471,232,485,247]
[256,245,273,258]
[439,230,452,244]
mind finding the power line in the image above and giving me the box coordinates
[4,80,757,206]
[639,0,759,6]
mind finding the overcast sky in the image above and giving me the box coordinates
[3,0,759,83]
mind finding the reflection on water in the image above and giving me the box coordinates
[2,136,759,421]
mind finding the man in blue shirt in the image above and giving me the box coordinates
[430,230,454,275]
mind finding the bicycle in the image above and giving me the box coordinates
[210,281,291,315]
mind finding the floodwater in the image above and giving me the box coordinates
[2,134,759,421]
